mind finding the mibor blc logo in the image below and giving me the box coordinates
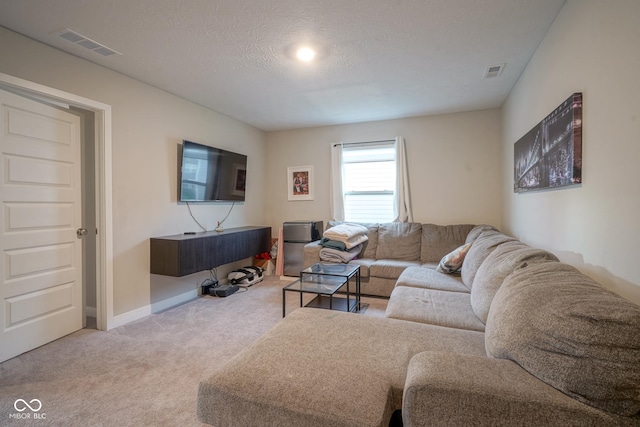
[10,399,46,420]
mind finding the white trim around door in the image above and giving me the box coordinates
[0,72,114,331]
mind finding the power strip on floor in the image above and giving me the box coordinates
[210,284,239,297]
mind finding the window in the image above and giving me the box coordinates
[342,142,396,222]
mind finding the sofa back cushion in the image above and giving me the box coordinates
[485,262,640,416]
[470,241,559,323]
[375,222,422,261]
[465,224,498,244]
[420,224,475,263]
[328,221,379,259]
[460,230,516,289]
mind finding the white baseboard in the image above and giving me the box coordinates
[111,305,151,328]
[151,288,199,313]
[85,306,97,318]
[111,288,199,328]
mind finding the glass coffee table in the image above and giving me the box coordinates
[282,263,361,317]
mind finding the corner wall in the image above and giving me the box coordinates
[0,27,268,318]
[266,109,503,232]
[501,0,640,304]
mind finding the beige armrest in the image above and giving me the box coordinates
[403,351,628,426]
[303,240,322,268]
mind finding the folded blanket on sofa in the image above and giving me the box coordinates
[320,237,347,251]
[321,234,368,250]
[320,244,362,263]
[323,223,369,241]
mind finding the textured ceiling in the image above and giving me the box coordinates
[0,0,565,131]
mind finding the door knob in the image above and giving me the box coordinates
[77,228,88,238]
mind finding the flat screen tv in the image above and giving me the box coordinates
[179,140,247,202]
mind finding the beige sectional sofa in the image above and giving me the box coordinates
[303,221,477,297]
[198,224,640,426]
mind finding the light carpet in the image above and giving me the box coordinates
[0,276,387,426]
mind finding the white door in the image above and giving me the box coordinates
[0,88,83,363]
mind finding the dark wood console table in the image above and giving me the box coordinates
[150,226,271,277]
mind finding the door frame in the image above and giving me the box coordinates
[0,72,114,331]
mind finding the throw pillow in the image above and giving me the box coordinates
[436,243,472,274]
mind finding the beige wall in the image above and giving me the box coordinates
[6,0,637,319]
[266,109,503,232]
[501,0,640,304]
[0,27,268,317]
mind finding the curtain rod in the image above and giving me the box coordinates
[332,138,395,147]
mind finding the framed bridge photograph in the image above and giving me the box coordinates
[514,92,582,193]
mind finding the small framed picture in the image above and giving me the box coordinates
[287,165,313,201]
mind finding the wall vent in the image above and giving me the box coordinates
[56,28,121,57]
[484,63,505,79]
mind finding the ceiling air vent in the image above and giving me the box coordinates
[484,63,505,79]
[56,28,121,57]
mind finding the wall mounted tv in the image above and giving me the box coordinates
[179,140,247,202]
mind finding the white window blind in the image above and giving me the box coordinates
[342,142,396,222]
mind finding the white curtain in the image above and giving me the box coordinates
[393,136,413,222]
[330,143,345,221]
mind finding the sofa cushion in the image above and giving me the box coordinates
[370,259,421,279]
[198,308,486,427]
[375,222,422,261]
[465,224,498,245]
[420,223,476,263]
[328,221,379,259]
[396,267,469,293]
[437,243,472,274]
[420,262,438,269]
[385,286,485,332]
[485,262,640,417]
[403,351,632,426]
[460,230,516,289]
[470,241,559,323]
[360,224,379,259]
[348,258,374,278]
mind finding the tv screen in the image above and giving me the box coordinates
[179,140,247,202]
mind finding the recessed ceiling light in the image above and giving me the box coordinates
[296,47,316,62]
[284,43,326,63]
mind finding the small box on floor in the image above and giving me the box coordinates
[210,284,239,297]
